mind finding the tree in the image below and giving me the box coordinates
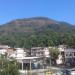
[49,47,59,65]
[0,54,20,75]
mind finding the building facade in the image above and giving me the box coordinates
[31,47,50,57]
[58,45,75,66]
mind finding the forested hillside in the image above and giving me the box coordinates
[0,17,75,48]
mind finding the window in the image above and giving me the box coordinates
[74,52,75,56]
[70,53,72,56]
[66,54,68,56]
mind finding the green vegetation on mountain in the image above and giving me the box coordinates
[0,17,75,48]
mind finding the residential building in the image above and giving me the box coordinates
[8,48,26,59]
[31,47,50,57]
[0,45,10,55]
[31,47,50,67]
[57,45,75,66]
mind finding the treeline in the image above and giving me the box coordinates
[0,30,75,48]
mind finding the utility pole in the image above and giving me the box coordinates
[30,59,32,75]
[50,56,51,67]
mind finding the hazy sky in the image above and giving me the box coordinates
[0,0,75,24]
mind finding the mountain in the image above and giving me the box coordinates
[0,17,75,34]
[0,17,56,33]
[0,17,75,48]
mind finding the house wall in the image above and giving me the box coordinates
[31,47,50,57]
[58,45,75,65]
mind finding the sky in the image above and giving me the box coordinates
[0,0,75,25]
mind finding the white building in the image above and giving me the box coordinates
[0,45,10,55]
[9,48,26,59]
[31,47,50,68]
[57,45,75,66]
[0,48,7,55]
[31,47,50,57]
